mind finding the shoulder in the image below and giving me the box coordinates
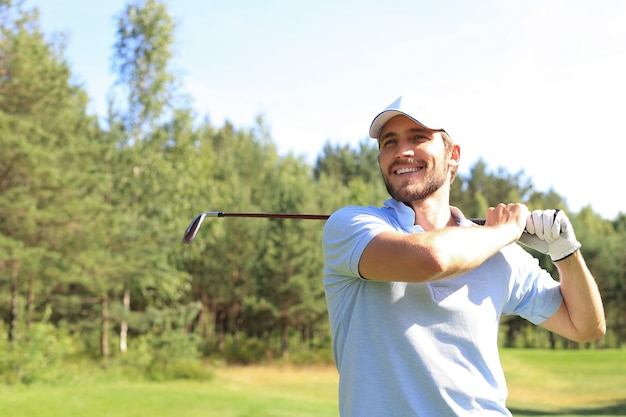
[322,205,397,269]
[327,205,388,222]
[324,205,395,237]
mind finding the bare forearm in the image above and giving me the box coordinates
[421,224,522,280]
[360,223,521,282]
[555,251,606,341]
[359,203,528,283]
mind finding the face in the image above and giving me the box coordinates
[378,115,458,203]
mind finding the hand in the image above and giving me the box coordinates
[519,209,582,261]
[485,203,529,237]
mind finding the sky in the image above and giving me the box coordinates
[26,0,625,220]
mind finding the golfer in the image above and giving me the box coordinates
[322,95,605,416]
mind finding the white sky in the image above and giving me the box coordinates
[29,0,626,220]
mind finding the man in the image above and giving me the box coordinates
[322,95,605,416]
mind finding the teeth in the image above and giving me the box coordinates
[395,167,421,175]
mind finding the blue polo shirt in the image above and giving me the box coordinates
[322,198,563,416]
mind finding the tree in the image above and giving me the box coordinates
[111,0,179,144]
[0,1,104,349]
[253,154,326,357]
[183,119,276,353]
[314,139,387,207]
[105,0,192,357]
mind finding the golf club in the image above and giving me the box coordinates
[183,211,330,244]
[182,211,487,244]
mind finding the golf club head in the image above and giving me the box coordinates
[183,212,223,244]
[183,213,205,244]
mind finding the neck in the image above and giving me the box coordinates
[406,187,454,231]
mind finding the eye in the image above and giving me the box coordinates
[380,137,397,148]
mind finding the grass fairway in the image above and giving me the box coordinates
[501,349,626,416]
[1,350,624,416]
[0,365,339,417]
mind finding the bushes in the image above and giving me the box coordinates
[0,309,331,386]
[113,330,212,381]
[215,334,334,365]
[0,318,213,385]
[0,313,73,384]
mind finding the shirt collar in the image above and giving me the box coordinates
[383,198,472,229]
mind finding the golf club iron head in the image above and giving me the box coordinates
[183,212,220,244]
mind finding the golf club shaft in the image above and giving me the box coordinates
[183,210,487,244]
[200,211,485,222]
[210,211,330,220]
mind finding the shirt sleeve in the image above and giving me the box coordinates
[503,245,564,324]
[322,206,394,279]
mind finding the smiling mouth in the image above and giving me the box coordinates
[394,167,423,175]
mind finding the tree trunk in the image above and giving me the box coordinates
[120,287,130,353]
[281,314,289,358]
[231,301,242,339]
[10,269,18,342]
[217,308,226,350]
[26,278,34,328]
[199,290,214,339]
[101,293,110,358]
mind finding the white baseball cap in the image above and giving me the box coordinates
[369,95,447,139]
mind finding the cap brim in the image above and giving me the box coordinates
[369,110,428,139]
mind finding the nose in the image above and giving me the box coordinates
[395,141,415,158]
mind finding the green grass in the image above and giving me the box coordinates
[501,349,626,416]
[0,365,339,417]
[1,350,625,416]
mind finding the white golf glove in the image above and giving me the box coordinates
[518,209,581,262]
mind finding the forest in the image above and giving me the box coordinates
[1,0,624,384]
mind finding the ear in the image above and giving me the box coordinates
[448,144,461,167]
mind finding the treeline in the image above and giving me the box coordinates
[1,1,624,383]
